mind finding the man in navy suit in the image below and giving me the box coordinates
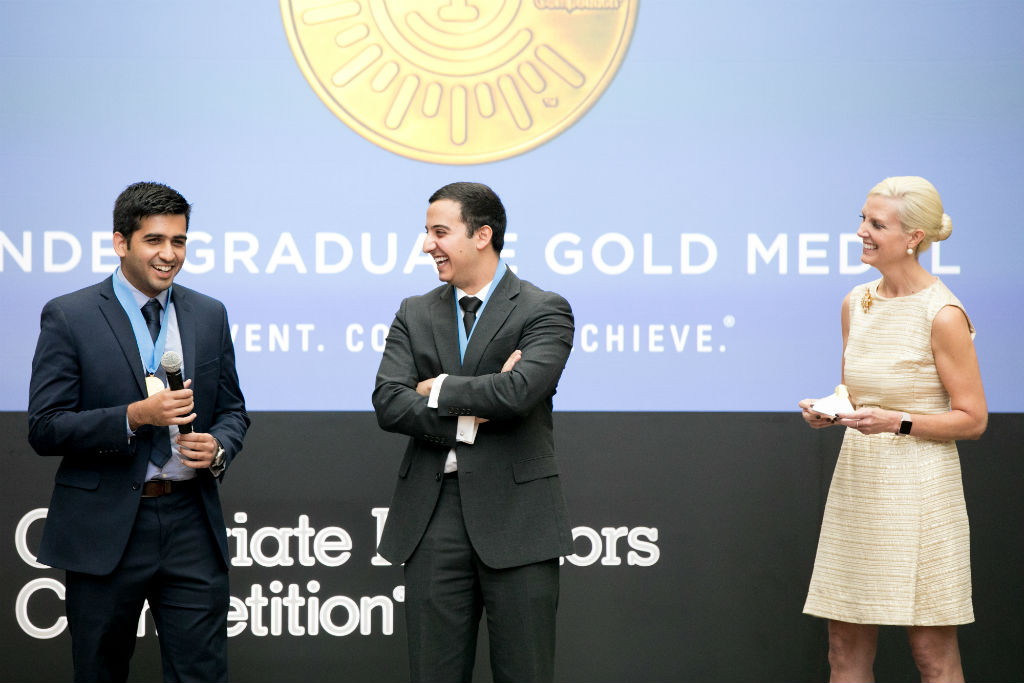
[28,181,249,682]
[373,182,574,682]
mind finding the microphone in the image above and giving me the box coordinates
[160,351,193,434]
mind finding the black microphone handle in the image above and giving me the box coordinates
[165,369,193,434]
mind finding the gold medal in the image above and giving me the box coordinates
[281,0,638,164]
[145,374,166,397]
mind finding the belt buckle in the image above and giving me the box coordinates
[142,480,173,498]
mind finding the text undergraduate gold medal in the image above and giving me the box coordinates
[281,0,638,164]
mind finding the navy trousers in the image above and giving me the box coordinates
[65,482,229,683]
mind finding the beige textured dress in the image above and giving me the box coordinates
[803,278,974,625]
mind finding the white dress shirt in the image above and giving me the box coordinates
[428,278,496,473]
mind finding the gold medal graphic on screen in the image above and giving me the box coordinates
[281,0,638,164]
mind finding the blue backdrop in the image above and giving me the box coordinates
[2,1,1022,411]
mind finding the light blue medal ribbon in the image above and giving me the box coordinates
[457,259,506,362]
[111,268,171,377]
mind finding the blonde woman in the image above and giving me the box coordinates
[799,177,987,682]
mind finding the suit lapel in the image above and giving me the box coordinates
[97,277,147,397]
[462,268,518,375]
[172,287,196,379]
[430,285,461,374]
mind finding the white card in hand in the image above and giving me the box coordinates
[811,385,855,417]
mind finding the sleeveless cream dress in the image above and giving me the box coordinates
[803,278,975,625]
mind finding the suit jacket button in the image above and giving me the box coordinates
[435,473,442,482]
[131,481,140,490]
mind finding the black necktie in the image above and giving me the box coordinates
[141,298,162,342]
[140,298,170,467]
[459,296,482,336]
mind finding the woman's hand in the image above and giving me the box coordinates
[799,398,837,429]
[834,407,899,435]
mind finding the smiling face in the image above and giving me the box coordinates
[113,214,187,297]
[856,194,919,268]
[422,198,495,293]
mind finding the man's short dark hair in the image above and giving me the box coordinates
[113,182,191,243]
[428,182,506,253]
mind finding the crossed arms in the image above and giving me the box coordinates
[372,293,573,445]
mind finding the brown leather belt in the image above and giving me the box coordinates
[141,479,198,498]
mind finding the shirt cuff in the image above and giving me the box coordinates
[456,415,479,444]
[126,412,136,440]
[427,374,448,408]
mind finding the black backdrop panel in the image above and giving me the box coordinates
[2,412,1021,682]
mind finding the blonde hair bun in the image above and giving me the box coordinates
[937,212,953,241]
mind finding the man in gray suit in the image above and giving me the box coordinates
[373,182,574,682]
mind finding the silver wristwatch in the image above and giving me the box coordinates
[211,437,227,474]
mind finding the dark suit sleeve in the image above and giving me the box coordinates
[28,299,133,458]
[436,292,573,420]
[205,304,249,476]
[372,299,458,446]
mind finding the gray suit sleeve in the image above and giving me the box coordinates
[372,299,459,446]
[436,293,573,420]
